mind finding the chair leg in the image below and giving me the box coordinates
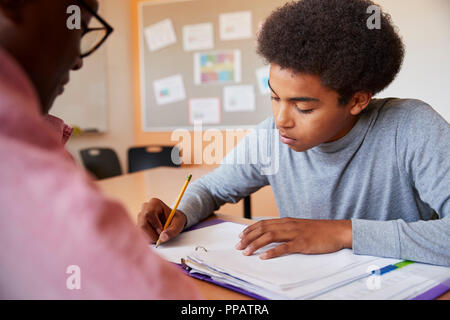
[244,195,251,219]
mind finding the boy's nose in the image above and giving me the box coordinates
[276,104,295,128]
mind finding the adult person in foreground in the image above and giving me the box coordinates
[0,0,201,299]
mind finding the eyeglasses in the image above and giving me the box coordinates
[77,0,114,58]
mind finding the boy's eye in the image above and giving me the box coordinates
[296,108,313,114]
[271,96,280,101]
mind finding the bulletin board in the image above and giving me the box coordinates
[138,0,286,131]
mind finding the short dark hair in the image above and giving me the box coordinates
[257,0,405,105]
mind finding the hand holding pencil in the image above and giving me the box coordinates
[137,174,192,246]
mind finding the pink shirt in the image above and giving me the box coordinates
[0,48,202,299]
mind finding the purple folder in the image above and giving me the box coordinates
[177,218,269,300]
[412,278,450,300]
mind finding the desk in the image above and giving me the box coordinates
[97,167,449,300]
[97,166,278,224]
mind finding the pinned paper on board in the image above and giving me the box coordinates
[153,74,186,106]
[144,18,177,52]
[255,65,271,95]
[183,23,214,52]
[189,98,221,124]
[223,85,255,112]
[219,11,253,41]
[194,50,242,85]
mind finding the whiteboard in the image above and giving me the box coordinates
[51,44,109,133]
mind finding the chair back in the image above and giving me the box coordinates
[80,148,123,180]
[128,146,181,173]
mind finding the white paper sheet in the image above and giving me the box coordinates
[183,23,214,52]
[313,263,450,300]
[153,74,186,105]
[190,246,380,289]
[153,222,246,263]
[223,85,255,112]
[219,11,253,41]
[187,254,401,300]
[144,18,177,52]
[188,98,221,124]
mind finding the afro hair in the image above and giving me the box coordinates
[257,0,405,105]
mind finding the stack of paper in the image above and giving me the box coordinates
[154,222,450,300]
[313,262,450,300]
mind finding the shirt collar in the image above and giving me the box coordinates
[43,114,74,145]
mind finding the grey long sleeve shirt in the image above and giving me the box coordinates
[178,98,450,266]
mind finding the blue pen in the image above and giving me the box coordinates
[372,260,415,276]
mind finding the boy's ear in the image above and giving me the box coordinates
[349,92,372,116]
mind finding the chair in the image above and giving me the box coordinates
[127,146,181,173]
[79,148,123,180]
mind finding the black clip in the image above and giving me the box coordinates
[180,258,192,272]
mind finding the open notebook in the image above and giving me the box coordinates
[153,221,450,300]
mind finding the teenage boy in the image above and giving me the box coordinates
[139,0,449,266]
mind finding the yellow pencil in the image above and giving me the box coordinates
[155,174,192,248]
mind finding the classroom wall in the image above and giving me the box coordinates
[63,0,450,172]
[64,0,135,173]
[375,0,450,121]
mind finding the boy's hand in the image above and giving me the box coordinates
[137,198,187,244]
[235,218,352,259]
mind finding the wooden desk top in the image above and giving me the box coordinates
[98,166,216,223]
[97,167,449,300]
[97,165,278,224]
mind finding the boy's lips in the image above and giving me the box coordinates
[280,134,297,145]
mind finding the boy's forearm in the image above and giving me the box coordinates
[339,219,353,249]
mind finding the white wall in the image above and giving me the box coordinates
[375,0,450,121]
[60,0,135,173]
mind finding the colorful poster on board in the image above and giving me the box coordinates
[194,50,242,85]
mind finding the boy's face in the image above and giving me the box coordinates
[269,64,361,152]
